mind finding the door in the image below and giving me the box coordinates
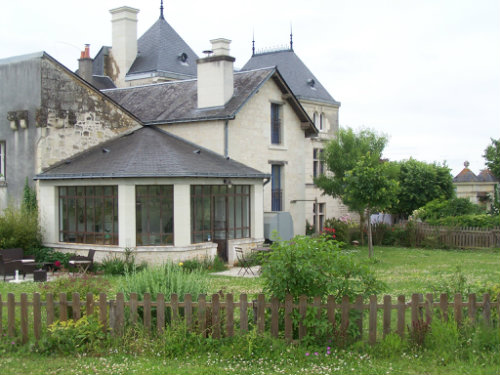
[212,194,228,261]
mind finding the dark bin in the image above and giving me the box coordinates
[34,269,47,282]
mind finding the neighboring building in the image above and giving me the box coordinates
[453,161,498,210]
[1,4,349,263]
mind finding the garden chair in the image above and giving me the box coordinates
[68,249,95,273]
[0,248,37,281]
[235,247,254,276]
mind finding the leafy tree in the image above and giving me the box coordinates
[392,159,454,218]
[483,138,500,179]
[483,138,500,214]
[315,128,388,200]
[315,128,398,257]
[343,156,399,258]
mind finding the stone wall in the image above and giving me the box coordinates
[36,56,141,171]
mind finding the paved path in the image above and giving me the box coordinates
[212,265,261,278]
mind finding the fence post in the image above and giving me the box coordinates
[109,300,115,334]
[7,293,15,337]
[157,293,165,334]
[284,294,293,343]
[483,294,491,326]
[383,295,391,338]
[143,293,151,332]
[355,295,363,338]
[184,294,192,331]
[20,293,28,344]
[454,294,462,326]
[341,295,350,335]
[99,293,107,333]
[129,293,138,325]
[327,295,336,331]
[198,294,206,336]
[212,293,221,338]
[239,294,248,334]
[270,296,279,338]
[298,295,307,340]
[411,294,420,323]
[171,293,179,323]
[116,293,125,336]
[33,293,42,341]
[86,293,94,316]
[425,294,433,324]
[72,293,81,321]
[257,294,266,334]
[397,295,405,339]
[0,294,2,336]
[226,293,234,338]
[59,293,68,322]
[439,294,448,322]
[468,294,477,324]
[369,295,377,345]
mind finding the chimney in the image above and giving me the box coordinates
[110,6,139,87]
[197,38,235,108]
[78,44,93,83]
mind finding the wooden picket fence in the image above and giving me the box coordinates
[1,292,498,345]
[397,223,500,249]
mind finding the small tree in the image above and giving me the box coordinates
[483,138,500,214]
[391,159,454,218]
[343,156,399,258]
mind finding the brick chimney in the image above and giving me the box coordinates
[110,6,139,87]
[78,44,93,83]
[197,38,235,108]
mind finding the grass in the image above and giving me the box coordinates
[1,245,499,375]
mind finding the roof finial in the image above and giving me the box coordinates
[252,30,255,56]
[290,23,294,51]
[160,0,165,19]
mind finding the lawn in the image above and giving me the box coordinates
[0,245,499,375]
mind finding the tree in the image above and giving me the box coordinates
[391,159,454,218]
[483,138,500,214]
[343,156,399,258]
[315,128,398,257]
[483,138,500,179]
[315,128,388,200]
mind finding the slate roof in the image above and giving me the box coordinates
[478,169,498,183]
[92,75,116,90]
[241,49,339,106]
[36,126,269,180]
[103,67,315,135]
[126,17,198,80]
[453,168,480,183]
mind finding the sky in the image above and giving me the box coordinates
[1,0,498,177]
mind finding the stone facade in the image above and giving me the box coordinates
[36,57,141,171]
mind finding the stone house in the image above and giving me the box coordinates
[0,4,349,263]
[453,162,498,211]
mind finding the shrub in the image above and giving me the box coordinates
[416,198,485,221]
[38,274,113,300]
[119,262,209,301]
[31,247,73,268]
[427,214,500,228]
[38,314,108,354]
[181,255,227,273]
[98,248,145,275]
[0,206,42,252]
[323,218,350,243]
[260,235,385,302]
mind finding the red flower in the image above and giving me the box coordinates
[54,260,61,267]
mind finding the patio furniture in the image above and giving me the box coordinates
[235,247,255,276]
[68,250,95,273]
[0,248,37,281]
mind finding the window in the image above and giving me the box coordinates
[319,113,324,131]
[271,165,282,211]
[59,186,118,245]
[270,103,282,145]
[191,185,251,243]
[314,203,325,232]
[136,185,174,246]
[0,141,5,181]
[313,148,324,178]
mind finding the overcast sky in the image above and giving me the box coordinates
[1,0,498,176]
